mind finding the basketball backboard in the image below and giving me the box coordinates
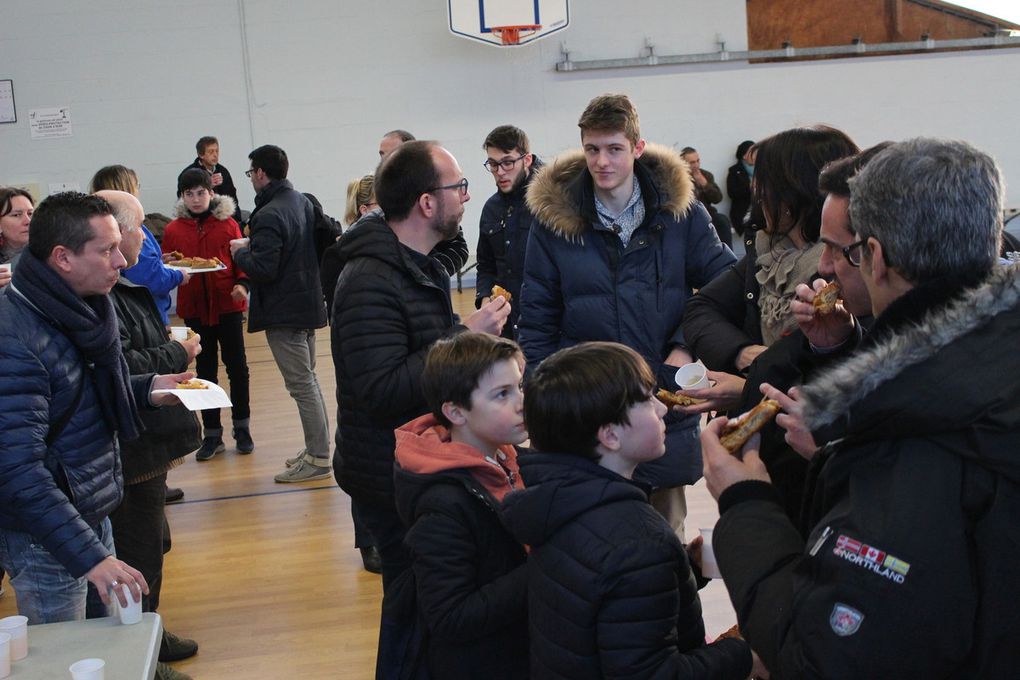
[448,0,570,47]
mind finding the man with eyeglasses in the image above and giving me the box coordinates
[376,129,470,278]
[701,138,1020,677]
[231,144,331,484]
[330,140,510,600]
[476,125,543,339]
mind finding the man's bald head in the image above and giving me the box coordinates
[94,190,145,267]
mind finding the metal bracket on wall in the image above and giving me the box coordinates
[554,34,1020,72]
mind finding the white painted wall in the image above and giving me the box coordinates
[2,0,1018,263]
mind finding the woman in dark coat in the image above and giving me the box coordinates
[725,140,754,236]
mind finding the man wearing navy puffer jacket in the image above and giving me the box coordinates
[0,192,190,624]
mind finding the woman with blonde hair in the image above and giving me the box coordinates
[343,174,377,227]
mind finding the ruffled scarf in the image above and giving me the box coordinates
[754,231,824,345]
[13,249,143,440]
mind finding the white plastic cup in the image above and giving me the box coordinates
[699,528,722,579]
[0,632,11,678]
[69,657,105,680]
[170,326,189,341]
[229,237,249,248]
[675,362,710,390]
[0,616,27,661]
[0,264,11,274]
[114,584,142,625]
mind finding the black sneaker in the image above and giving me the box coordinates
[165,486,185,504]
[159,630,198,662]
[195,437,225,462]
[156,662,193,680]
[232,427,255,454]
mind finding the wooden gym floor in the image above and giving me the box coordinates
[0,288,736,678]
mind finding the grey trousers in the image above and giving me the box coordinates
[265,327,331,465]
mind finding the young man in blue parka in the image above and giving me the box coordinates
[518,93,735,533]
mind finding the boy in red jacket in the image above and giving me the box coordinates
[162,169,253,459]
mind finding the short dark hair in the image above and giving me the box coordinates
[248,144,289,180]
[679,146,697,156]
[89,165,139,195]
[422,332,524,427]
[818,142,894,198]
[483,125,530,154]
[735,140,755,161]
[384,129,416,143]
[374,140,439,222]
[850,138,1001,285]
[0,187,34,218]
[525,342,656,461]
[196,136,218,155]
[29,192,113,259]
[578,94,641,147]
[752,125,859,244]
[177,168,213,196]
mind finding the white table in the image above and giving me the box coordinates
[8,613,161,679]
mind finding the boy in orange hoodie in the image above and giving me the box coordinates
[390,331,529,679]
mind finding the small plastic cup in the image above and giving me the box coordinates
[0,631,11,678]
[170,326,189,341]
[69,657,105,680]
[675,362,710,390]
[699,528,722,579]
[229,237,249,248]
[113,583,142,625]
[0,616,27,661]
[0,264,11,274]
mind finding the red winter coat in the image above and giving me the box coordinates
[162,196,247,325]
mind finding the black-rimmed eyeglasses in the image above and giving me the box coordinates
[483,155,527,173]
[841,239,866,267]
[245,168,256,178]
[428,178,469,196]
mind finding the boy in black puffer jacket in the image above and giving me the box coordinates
[501,342,759,680]
[389,332,529,679]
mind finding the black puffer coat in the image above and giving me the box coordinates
[395,465,528,679]
[233,179,326,332]
[501,454,751,680]
[110,278,201,484]
[330,215,463,506]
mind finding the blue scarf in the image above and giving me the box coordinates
[13,249,143,440]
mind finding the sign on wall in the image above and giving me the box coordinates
[0,80,15,124]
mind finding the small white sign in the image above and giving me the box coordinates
[48,182,81,194]
[29,107,72,139]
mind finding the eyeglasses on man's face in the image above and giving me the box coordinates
[841,239,866,267]
[483,155,527,173]
[428,178,469,196]
[245,168,257,178]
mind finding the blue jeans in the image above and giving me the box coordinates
[0,517,115,624]
[265,327,331,464]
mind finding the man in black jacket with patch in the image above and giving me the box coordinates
[179,136,243,224]
[232,145,330,483]
[701,138,1020,677]
[476,124,542,339]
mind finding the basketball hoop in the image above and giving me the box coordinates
[490,24,542,45]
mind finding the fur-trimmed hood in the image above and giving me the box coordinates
[173,194,236,221]
[800,265,1020,474]
[525,143,694,240]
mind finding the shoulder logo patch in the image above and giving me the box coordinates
[830,603,864,637]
